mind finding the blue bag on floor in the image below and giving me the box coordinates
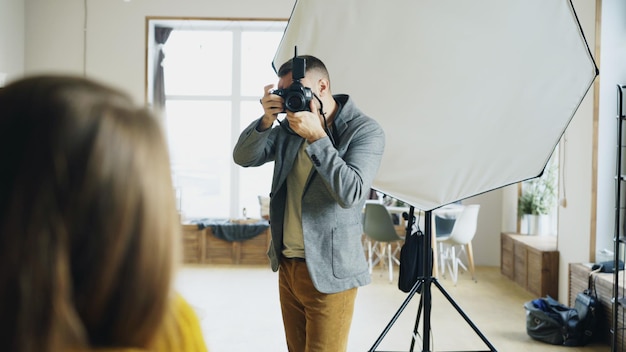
[524,295,595,346]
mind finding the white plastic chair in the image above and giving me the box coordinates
[437,204,480,285]
[363,203,404,282]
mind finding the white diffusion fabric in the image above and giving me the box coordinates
[274,0,597,211]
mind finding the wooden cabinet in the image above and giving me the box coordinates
[500,233,559,297]
[181,223,271,265]
[500,232,514,278]
[182,224,206,263]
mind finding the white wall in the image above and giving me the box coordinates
[554,0,598,303]
[557,87,595,302]
[0,0,25,83]
[464,190,503,266]
[24,0,84,78]
[596,0,626,262]
[500,184,519,233]
[23,0,294,103]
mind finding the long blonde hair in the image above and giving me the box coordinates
[0,75,180,351]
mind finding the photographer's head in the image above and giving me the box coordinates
[277,55,332,103]
[257,54,339,142]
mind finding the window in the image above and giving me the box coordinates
[518,147,559,235]
[148,19,286,220]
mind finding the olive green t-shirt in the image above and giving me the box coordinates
[282,142,312,259]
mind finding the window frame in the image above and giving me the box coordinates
[146,17,287,220]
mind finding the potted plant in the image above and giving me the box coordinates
[518,158,558,235]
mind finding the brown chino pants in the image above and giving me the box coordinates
[279,257,357,352]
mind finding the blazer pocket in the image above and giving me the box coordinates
[331,223,369,278]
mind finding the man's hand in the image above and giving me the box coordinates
[257,84,284,131]
[286,100,327,143]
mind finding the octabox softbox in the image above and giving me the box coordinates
[273,0,597,211]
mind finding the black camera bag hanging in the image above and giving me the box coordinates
[398,211,431,293]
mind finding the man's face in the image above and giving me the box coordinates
[277,72,316,95]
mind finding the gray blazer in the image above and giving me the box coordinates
[233,94,385,293]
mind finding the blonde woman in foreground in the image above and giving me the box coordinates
[0,75,208,352]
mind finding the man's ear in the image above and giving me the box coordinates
[317,78,330,97]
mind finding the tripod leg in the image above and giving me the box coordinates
[432,279,498,351]
[421,213,434,352]
[368,279,423,352]
[409,292,424,352]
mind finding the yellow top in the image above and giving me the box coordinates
[83,294,208,352]
[149,294,208,352]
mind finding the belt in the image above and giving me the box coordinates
[282,255,305,262]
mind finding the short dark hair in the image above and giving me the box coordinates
[277,55,330,81]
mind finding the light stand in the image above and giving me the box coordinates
[368,206,497,352]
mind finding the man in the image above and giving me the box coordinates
[233,55,385,351]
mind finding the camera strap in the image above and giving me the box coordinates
[325,98,343,149]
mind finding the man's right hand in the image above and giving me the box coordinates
[257,84,284,131]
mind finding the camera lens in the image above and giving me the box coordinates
[285,94,306,112]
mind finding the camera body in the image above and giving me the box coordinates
[272,82,313,112]
[272,55,312,112]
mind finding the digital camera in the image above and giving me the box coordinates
[271,52,312,112]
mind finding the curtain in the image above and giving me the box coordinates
[153,26,173,110]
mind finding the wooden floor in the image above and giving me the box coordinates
[175,264,611,352]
